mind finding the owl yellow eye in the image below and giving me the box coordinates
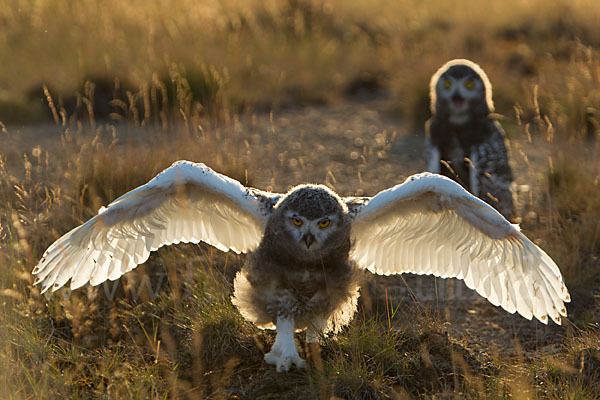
[443,79,452,89]
[291,217,303,226]
[464,80,475,90]
[318,219,330,228]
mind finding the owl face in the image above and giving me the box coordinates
[430,59,494,125]
[436,72,484,124]
[271,185,350,260]
[283,210,342,253]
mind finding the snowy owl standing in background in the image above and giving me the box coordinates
[33,161,569,372]
[426,59,516,219]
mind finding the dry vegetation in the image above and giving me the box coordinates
[1,0,600,398]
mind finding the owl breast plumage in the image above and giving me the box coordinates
[232,184,361,335]
[426,59,516,219]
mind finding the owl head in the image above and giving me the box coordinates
[269,184,351,260]
[429,59,494,125]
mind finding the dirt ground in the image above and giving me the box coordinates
[2,93,567,361]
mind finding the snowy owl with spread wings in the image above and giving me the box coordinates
[33,161,569,372]
[427,59,516,219]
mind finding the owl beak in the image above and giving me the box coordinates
[302,233,315,249]
[451,94,464,105]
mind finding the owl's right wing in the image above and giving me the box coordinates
[348,173,570,325]
[32,161,282,293]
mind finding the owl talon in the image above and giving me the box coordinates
[264,351,281,365]
[276,357,292,373]
[278,355,306,372]
[293,356,306,369]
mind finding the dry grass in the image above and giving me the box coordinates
[1,0,600,398]
[2,0,600,124]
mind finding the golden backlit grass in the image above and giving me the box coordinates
[2,0,600,128]
[0,98,598,398]
[1,0,599,398]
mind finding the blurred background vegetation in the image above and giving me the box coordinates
[1,0,599,398]
[0,0,598,133]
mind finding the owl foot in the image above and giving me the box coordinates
[264,350,306,372]
[266,316,307,372]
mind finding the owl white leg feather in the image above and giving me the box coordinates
[264,316,306,372]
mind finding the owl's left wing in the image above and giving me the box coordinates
[348,173,570,325]
[32,161,282,293]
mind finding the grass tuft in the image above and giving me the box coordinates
[1,0,599,398]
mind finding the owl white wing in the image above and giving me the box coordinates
[348,173,570,325]
[33,161,282,293]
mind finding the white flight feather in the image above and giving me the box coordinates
[33,161,278,293]
[349,173,570,325]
